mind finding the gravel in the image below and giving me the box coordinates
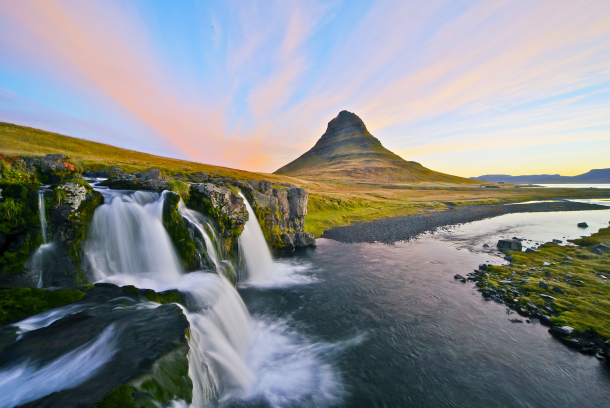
[321,201,608,244]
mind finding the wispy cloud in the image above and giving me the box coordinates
[0,0,608,176]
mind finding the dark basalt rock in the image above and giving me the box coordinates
[1,283,190,408]
[497,239,523,251]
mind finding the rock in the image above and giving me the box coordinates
[191,183,248,227]
[550,326,575,336]
[538,281,549,289]
[538,294,556,301]
[3,284,190,408]
[560,261,572,265]
[288,188,308,217]
[577,222,588,228]
[552,286,565,294]
[107,166,123,177]
[525,248,537,253]
[538,315,552,326]
[248,179,273,195]
[454,274,465,280]
[542,262,551,267]
[188,172,209,183]
[590,243,610,252]
[509,318,523,323]
[499,280,513,284]
[483,244,489,248]
[478,264,488,270]
[552,239,563,244]
[56,182,88,210]
[142,169,162,180]
[497,239,523,251]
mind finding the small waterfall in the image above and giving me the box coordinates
[38,191,47,244]
[238,192,314,287]
[177,202,237,280]
[238,193,275,283]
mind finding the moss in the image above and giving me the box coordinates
[0,182,43,275]
[168,180,190,201]
[162,192,200,270]
[479,226,610,339]
[0,287,86,325]
[94,385,138,408]
[131,344,193,405]
[142,289,183,304]
[66,190,104,280]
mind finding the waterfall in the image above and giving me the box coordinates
[38,191,47,244]
[238,193,276,283]
[84,190,256,403]
[177,202,237,281]
[238,192,315,288]
[79,188,341,406]
[34,190,51,288]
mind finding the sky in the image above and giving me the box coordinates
[0,0,609,177]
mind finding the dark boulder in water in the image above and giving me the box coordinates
[0,283,191,408]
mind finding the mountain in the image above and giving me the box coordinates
[471,168,610,184]
[274,111,476,184]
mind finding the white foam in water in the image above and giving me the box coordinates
[0,324,118,408]
[13,303,88,337]
[238,192,316,288]
[85,191,342,406]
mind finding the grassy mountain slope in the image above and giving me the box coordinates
[274,111,478,184]
[0,122,293,183]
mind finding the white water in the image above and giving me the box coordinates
[85,190,342,406]
[13,303,88,337]
[38,191,47,244]
[0,324,118,408]
[238,193,315,288]
[177,202,237,281]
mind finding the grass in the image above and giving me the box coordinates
[0,287,86,325]
[480,225,610,339]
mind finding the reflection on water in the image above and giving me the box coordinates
[239,209,610,408]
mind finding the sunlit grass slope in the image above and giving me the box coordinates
[0,122,294,182]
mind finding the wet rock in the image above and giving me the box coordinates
[550,326,575,337]
[454,274,465,280]
[552,239,563,244]
[5,284,191,408]
[509,318,523,323]
[577,222,588,228]
[483,244,489,248]
[497,239,522,251]
[478,264,488,270]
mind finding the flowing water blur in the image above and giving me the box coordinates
[239,207,610,408]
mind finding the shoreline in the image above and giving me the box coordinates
[321,200,609,244]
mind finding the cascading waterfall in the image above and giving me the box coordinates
[177,202,237,281]
[82,189,343,407]
[238,192,314,288]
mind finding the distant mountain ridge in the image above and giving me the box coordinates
[274,110,476,184]
[471,168,610,184]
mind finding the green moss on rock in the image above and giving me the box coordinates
[94,385,138,408]
[162,192,200,270]
[0,287,86,325]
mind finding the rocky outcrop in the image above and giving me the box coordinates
[245,180,316,251]
[34,180,103,287]
[21,154,83,184]
[99,168,172,192]
[0,283,191,408]
[0,182,43,286]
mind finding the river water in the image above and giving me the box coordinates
[238,208,610,408]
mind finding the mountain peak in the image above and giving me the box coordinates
[323,110,368,139]
[274,111,476,184]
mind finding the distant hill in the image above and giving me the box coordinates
[471,169,610,184]
[274,111,476,184]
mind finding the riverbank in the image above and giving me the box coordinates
[472,225,610,360]
[321,200,609,243]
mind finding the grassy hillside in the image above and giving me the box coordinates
[0,122,295,183]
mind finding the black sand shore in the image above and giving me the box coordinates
[321,200,609,244]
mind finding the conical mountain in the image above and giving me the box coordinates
[274,111,476,184]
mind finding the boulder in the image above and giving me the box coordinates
[550,326,575,337]
[538,281,549,289]
[577,222,588,228]
[454,274,465,280]
[590,243,610,252]
[497,239,523,251]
